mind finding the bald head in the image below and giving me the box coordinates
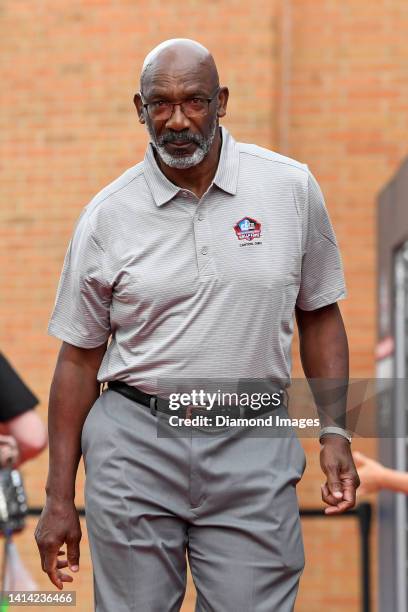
[134,39,228,171]
[140,38,219,94]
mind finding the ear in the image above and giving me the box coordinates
[133,93,146,124]
[217,86,229,119]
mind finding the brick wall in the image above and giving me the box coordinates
[2,0,407,609]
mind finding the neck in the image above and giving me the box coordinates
[155,127,222,199]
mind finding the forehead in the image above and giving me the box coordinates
[141,53,215,97]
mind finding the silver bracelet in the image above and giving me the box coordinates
[319,426,352,444]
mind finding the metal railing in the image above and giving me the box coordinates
[300,502,373,612]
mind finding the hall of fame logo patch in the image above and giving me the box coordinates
[233,217,262,243]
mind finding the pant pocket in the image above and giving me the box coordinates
[279,485,305,572]
[294,435,307,479]
[277,404,307,480]
[81,395,103,459]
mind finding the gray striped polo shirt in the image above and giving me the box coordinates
[48,126,346,394]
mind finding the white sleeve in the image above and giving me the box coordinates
[296,170,347,311]
[48,211,111,347]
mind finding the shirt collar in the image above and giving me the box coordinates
[143,125,239,207]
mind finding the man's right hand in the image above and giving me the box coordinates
[36,341,106,589]
[35,500,82,590]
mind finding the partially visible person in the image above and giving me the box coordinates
[0,353,47,466]
[353,450,408,495]
[0,434,19,467]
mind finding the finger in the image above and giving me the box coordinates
[45,567,62,590]
[326,472,344,500]
[2,449,16,463]
[58,572,74,583]
[0,442,16,454]
[321,483,335,504]
[322,482,338,504]
[57,560,69,569]
[325,498,354,514]
[46,566,62,590]
[325,503,344,514]
[66,536,80,572]
[342,480,357,507]
[321,483,339,506]
[43,550,62,590]
[1,450,11,463]
[325,478,358,513]
[47,550,65,574]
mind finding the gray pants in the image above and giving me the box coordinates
[81,390,306,612]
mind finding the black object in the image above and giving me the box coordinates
[0,353,38,422]
[0,467,28,534]
[357,502,372,612]
[0,529,12,599]
[107,380,285,418]
[302,503,372,612]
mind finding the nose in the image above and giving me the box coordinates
[165,103,191,131]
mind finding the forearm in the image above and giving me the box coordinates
[382,468,408,494]
[296,303,349,429]
[46,342,106,503]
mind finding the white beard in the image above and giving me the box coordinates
[154,145,207,169]
[147,116,218,169]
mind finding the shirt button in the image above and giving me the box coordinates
[197,213,205,221]
[201,246,209,255]
[181,191,188,198]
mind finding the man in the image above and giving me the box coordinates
[0,352,47,466]
[35,39,359,611]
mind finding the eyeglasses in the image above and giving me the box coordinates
[140,88,220,121]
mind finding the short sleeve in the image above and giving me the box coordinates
[0,353,38,421]
[296,170,347,311]
[48,211,112,348]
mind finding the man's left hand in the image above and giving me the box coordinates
[320,435,360,514]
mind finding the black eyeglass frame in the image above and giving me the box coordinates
[139,87,221,120]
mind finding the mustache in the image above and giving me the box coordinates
[156,131,203,146]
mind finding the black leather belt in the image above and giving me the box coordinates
[107,381,286,419]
